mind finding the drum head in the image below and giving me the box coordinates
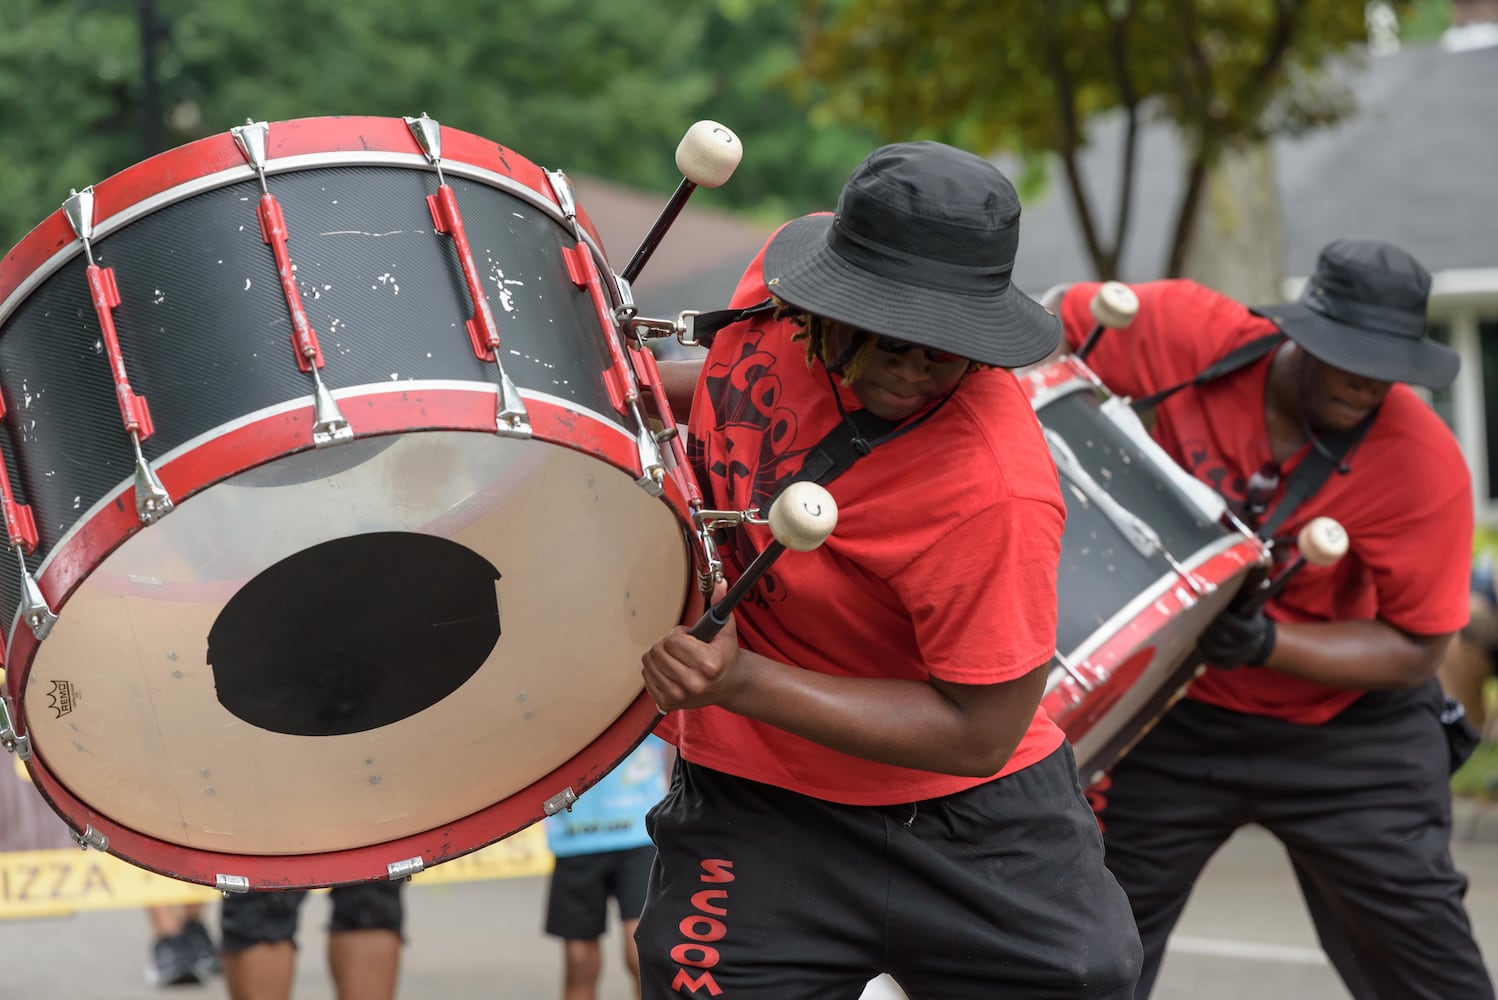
[23,429,688,858]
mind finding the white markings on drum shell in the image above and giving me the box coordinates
[372,272,400,295]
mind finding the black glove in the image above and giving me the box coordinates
[1196,604,1276,668]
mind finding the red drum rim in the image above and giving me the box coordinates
[0,116,610,324]
[24,682,661,889]
[1040,535,1264,727]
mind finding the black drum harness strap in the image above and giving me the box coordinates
[1128,332,1376,542]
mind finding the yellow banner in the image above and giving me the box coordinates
[0,826,554,921]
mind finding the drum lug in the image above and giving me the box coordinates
[216,874,250,895]
[387,856,424,881]
[0,696,30,760]
[543,786,578,816]
[73,825,108,852]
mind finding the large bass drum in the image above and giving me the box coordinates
[1022,356,1269,784]
[0,116,700,890]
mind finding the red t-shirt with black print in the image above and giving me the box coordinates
[1060,279,1472,724]
[655,237,1067,805]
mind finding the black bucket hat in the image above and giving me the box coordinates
[761,141,1059,369]
[1253,238,1458,390]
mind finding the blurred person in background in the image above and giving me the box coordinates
[219,882,404,1000]
[146,902,220,987]
[542,735,670,999]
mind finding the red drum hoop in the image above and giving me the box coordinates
[0,116,700,889]
[1021,357,1269,784]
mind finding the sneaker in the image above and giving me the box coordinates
[182,918,222,979]
[146,932,204,987]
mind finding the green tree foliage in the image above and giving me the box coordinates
[798,0,1416,279]
[0,0,874,255]
[0,0,715,249]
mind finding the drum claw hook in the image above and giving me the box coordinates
[311,379,354,448]
[0,696,30,760]
[134,454,174,524]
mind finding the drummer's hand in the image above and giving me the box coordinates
[642,583,746,712]
[1197,603,1276,668]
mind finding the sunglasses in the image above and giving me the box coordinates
[869,334,966,365]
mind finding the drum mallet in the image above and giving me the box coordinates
[687,482,838,642]
[1074,281,1139,361]
[1237,516,1349,613]
[621,121,743,285]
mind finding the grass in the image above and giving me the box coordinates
[1453,740,1498,798]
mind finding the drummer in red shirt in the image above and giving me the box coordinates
[637,141,1141,998]
[1059,239,1493,1000]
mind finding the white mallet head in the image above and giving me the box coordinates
[768,482,839,552]
[675,120,743,189]
[1089,281,1139,329]
[1298,516,1349,567]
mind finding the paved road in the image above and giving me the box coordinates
[4,812,1497,999]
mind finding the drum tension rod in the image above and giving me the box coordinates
[405,113,531,439]
[231,120,354,449]
[1044,428,1205,596]
[542,167,668,495]
[61,186,174,523]
[0,388,55,640]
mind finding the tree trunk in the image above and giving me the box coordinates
[1176,140,1285,305]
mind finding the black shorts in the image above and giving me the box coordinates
[635,747,1141,999]
[545,844,656,941]
[220,881,406,954]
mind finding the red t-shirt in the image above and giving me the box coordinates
[1060,279,1473,723]
[656,238,1067,805]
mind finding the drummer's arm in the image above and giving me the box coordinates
[654,358,704,420]
[647,634,1049,776]
[1265,621,1454,690]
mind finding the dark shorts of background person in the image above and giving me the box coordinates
[1099,679,1494,1000]
[635,746,1141,1000]
[544,844,655,940]
[220,882,406,955]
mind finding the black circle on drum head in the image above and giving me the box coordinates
[207,531,501,737]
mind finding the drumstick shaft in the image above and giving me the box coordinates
[687,540,785,641]
[1075,323,1106,361]
[622,178,696,285]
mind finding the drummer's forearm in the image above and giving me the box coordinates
[655,359,703,419]
[1263,619,1452,690]
[722,650,1044,777]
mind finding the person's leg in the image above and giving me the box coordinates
[220,891,307,1000]
[619,919,641,998]
[325,882,404,1000]
[145,904,203,986]
[559,939,604,1000]
[611,844,654,997]
[146,904,190,938]
[1095,701,1254,998]
[882,743,1141,1000]
[1259,681,1495,1000]
[547,853,615,999]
